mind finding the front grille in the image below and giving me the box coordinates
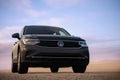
[37,41,58,47]
[64,41,80,47]
[36,40,81,47]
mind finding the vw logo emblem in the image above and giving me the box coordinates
[57,41,64,47]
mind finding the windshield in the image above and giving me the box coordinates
[24,26,71,36]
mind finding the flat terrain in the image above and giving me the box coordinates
[0,71,120,80]
[0,60,120,80]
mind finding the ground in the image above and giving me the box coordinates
[0,70,120,80]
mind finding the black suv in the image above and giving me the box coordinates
[12,25,89,74]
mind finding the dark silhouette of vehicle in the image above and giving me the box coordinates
[11,25,89,74]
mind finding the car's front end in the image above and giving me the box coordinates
[20,35,89,67]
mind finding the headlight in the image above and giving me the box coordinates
[78,41,87,47]
[22,39,40,45]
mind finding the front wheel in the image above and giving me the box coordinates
[50,67,59,73]
[12,62,18,73]
[11,54,18,73]
[72,64,86,73]
[18,52,28,74]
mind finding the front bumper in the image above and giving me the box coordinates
[20,44,89,66]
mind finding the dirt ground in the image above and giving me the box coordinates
[0,61,120,80]
[0,71,120,80]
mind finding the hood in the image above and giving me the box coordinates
[23,35,84,41]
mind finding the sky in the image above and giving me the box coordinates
[0,0,120,70]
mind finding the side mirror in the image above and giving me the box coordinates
[12,33,20,40]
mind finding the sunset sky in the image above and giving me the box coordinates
[0,0,120,70]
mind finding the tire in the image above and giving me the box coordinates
[12,62,18,73]
[72,64,86,73]
[12,54,18,73]
[18,52,28,74]
[50,67,59,73]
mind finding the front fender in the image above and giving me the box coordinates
[12,41,20,63]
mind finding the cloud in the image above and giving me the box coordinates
[89,40,120,61]
[36,17,69,27]
[43,0,80,8]
[0,0,31,11]
[82,34,120,61]
[0,26,22,42]
[0,42,12,55]
[84,35,120,45]
[25,9,46,17]
[1,0,46,17]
